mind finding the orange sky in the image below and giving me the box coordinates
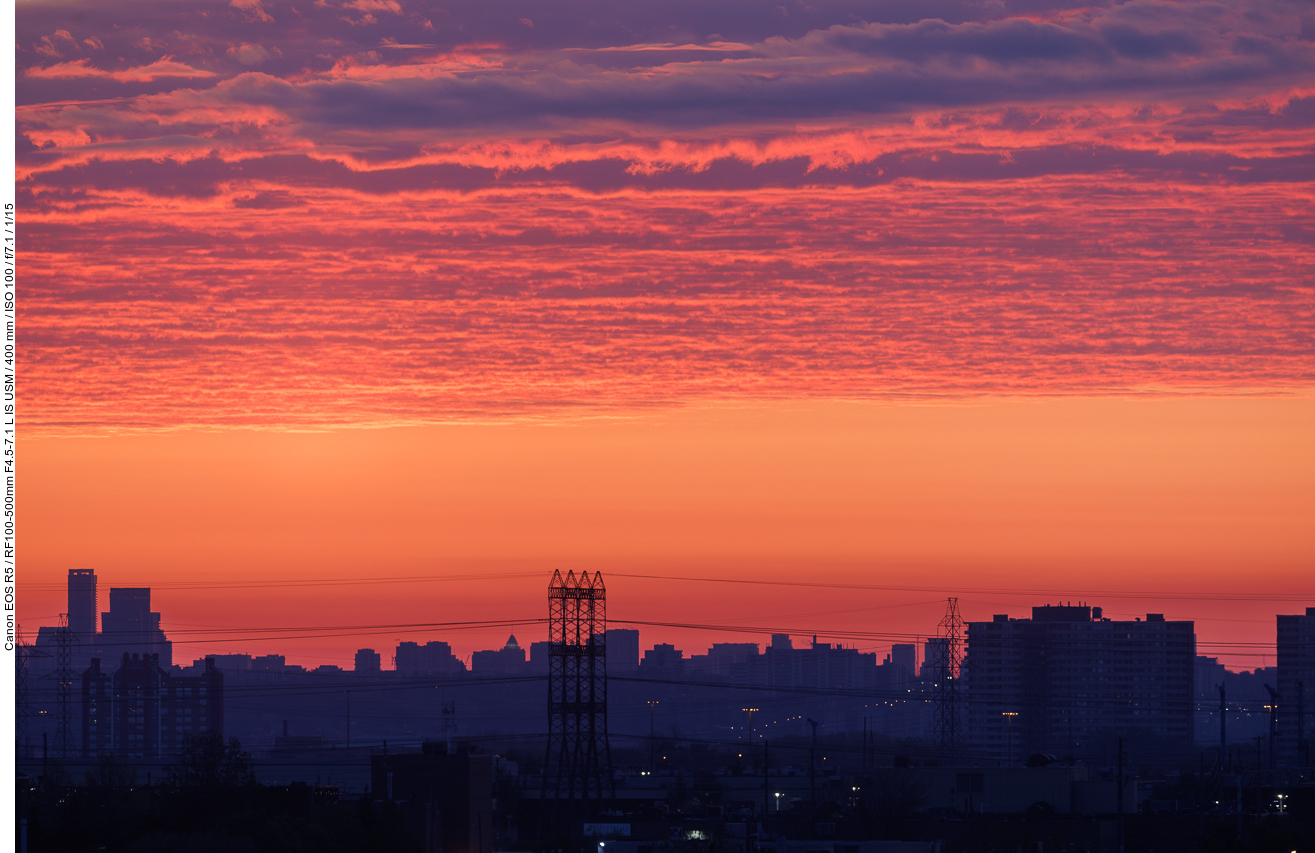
[20,396,1315,669]
[16,0,1315,672]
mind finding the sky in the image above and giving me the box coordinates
[15,0,1315,668]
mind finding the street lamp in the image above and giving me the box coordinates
[647,700,660,774]
[742,707,760,742]
[1002,712,1019,765]
[774,792,782,812]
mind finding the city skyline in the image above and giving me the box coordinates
[23,566,1312,767]
[21,566,1312,672]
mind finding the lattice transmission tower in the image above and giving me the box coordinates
[932,597,964,760]
[53,614,76,759]
[542,570,613,811]
[16,622,29,759]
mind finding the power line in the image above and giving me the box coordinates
[608,572,1315,603]
[20,569,1313,603]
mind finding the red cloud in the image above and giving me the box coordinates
[26,56,217,82]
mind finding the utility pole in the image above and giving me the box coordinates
[1117,737,1125,853]
[742,707,759,766]
[763,740,770,832]
[862,717,867,776]
[345,690,351,749]
[1002,711,1018,765]
[1263,685,1279,772]
[442,700,456,752]
[1236,773,1242,841]
[808,718,818,823]
[1254,734,1263,826]
[1298,680,1307,769]
[1219,684,1227,770]
[648,700,659,774]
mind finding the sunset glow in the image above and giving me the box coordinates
[16,0,1315,667]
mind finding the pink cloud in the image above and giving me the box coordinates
[344,0,403,13]
[25,57,218,83]
[230,0,275,24]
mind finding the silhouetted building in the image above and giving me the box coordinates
[876,644,929,739]
[67,569,98,643]
[372,742,493,853]
[471,635,525,675]
[202,653,256,673]
[82,653,223,758]
[641,643,684,674]
[965,605,1194,763]
[887,643,917,678]
[99,587,172,667]
[1277,606,1315,766]
[395,640,466,676]
[921,638,943,680]
[798,639,878,691]
[251,654,292,672]
[687,642,759,682]
[355,648,382,673]
[182,653,297,674]
[605,628,640,672]
[761,635,878,692]
[274,717,323,752]
[528,640,552,673]
[1195,655,1226,699]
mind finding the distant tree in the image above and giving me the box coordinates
[691,770,722,814]
[86,752,139,788]
[857,769,926,839]
[168,731,256,788]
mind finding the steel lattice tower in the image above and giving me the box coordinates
[54,614,75,759]
[542,570,614,810]
[16,622,29,759]
[932,597,964,760]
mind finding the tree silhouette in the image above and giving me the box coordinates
[167,731,256,788]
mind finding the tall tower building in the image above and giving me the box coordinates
[99,587,173,667]
[67,569,97,642]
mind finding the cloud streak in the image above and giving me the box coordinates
[15,0,1315,433]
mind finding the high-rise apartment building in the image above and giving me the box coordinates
[887,643,917,679]
[1277,606,1315,767]
[605,628,640,672]
[82,653,223,759]
[964,605,1194,763]
[67,569,97,642]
